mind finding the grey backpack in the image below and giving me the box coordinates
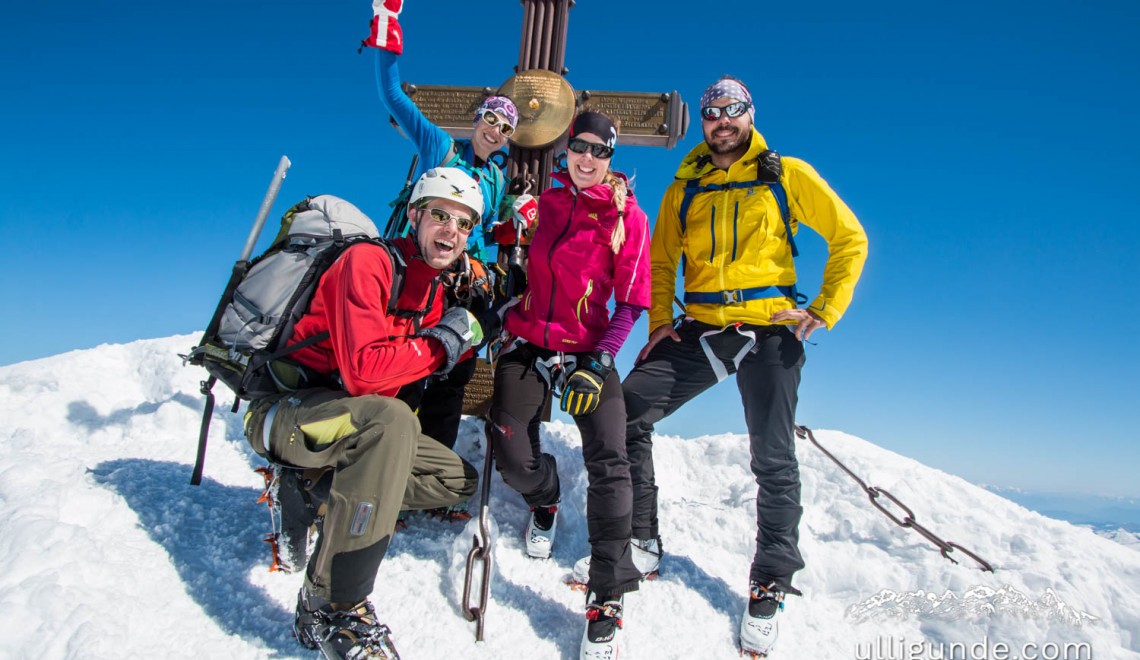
[186,194,411,484]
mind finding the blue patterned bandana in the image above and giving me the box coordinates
[700,77,755,120]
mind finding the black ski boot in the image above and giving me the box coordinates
[580,590,623,660]
[294,586,400,660]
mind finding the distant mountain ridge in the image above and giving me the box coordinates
[982,485,1140,532]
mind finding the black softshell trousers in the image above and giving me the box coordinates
[245,389,478,603]
[488,343,642,596]
[416,355,476,449]
[624,319,806,590]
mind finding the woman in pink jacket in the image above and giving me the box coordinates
[488,111,650,656]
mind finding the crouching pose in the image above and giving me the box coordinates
[243,168,487,659]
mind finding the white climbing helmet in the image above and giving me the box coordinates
[409,167,484,223]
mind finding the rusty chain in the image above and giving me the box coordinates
[796,425,994,572]
[461,427,496,641]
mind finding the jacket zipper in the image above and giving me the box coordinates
[545,195,576,347]
[709,204,717,264]
[732,201,739,262]
[717,188,730,326]
[575,279,594,324]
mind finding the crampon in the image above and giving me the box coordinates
[255,465,325,573]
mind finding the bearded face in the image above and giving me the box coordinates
[702,98,752,158]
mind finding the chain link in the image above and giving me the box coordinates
[796,425,994,572]
[461,429,496,641]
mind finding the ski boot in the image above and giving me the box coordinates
[739,581,785,658]
[581,590,623,660]
[294,586,400,660]
[524,503,559,559]
[568,537,661,590]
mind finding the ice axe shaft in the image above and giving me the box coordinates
[239,155,292,262]
[189,155,290,486]
[199,155,292,352]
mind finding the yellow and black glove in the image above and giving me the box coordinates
[559,351,614,417]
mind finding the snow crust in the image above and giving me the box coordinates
[1,335,1138,658]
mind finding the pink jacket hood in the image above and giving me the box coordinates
[504,171,651,352]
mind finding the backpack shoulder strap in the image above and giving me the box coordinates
[374,239,439,334]
[442,140,464,167]
[675,149,806,304]
[767,179,797,258]
[376,238,407,315]
[759,150,804,303]
[678,178,703,234]
[756,149,798,258]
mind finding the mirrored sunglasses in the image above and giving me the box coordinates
[481,110,515,137]
[700,101,751,121]
[567,137,614,160]
[425,207,477,233]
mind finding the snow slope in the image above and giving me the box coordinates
[1,335,1138,659]
[1096,528,1140,552]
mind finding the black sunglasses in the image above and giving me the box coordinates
[700,101,751,121]
[567,137,615,160]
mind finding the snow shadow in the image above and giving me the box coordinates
[90,458,298,655]
[491,575,581,660]
[389,494,581,657]
[660,553,742,637]
[67,393,204,431]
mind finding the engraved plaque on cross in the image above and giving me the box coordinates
[393,0,689,193]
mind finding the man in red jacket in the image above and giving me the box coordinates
[243,167,486,660]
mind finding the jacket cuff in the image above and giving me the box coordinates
[807,296,839,329]
[648,316,674,335]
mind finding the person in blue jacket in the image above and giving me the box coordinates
[366,0,527,464]
[371,18,517,260]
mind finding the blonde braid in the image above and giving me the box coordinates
[604,171,629,254]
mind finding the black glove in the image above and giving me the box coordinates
[418,307,483,375]
[559,351,614,417]
[490,247,528,300]
[471,305,502,350]
[489,263,510,300]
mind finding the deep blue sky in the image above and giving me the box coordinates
[3,1,1138,497]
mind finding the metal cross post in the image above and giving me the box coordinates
[398,0,689,193]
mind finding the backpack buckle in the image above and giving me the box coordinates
[722,289,744,305]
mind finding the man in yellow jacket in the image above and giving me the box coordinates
[625,75,868,656]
